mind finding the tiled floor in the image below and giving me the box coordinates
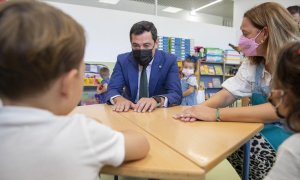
[100,159,240,180]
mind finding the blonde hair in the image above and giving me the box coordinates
[244,2,300,73]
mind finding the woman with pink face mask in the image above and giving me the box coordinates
[174,2,299,179]
[181,59,198,106]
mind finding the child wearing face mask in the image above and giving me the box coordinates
[181,59,198,106]
[95,67,110,104]
[264,42,300,180]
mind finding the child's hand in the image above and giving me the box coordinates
[98,84,104,91]
[97,84,104,94]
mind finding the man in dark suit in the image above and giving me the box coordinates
[106,21,182,112]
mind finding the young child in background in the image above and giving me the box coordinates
[0,1,149,180]
[265,41,300,180]
[181,59,198,106]
[178,65,184,79]
[95,67,110,104]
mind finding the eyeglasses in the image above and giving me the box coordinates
[268,89,285,108]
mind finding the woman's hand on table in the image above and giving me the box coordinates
[173,105,217,122]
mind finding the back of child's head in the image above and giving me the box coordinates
[99,67,110,79]
[274,41,300,132]
[0,0,85,100]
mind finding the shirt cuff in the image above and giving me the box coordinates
[159,96,168,107]
[110,95,121,105]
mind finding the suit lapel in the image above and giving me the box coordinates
[128,53,139,101]
[149,49,163,96]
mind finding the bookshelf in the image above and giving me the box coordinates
[224,64,239,80]
[199,60,240,100]
[197,48,242,99]
[199,60,222,99]
[200,74,223,76]
[158,36,194,60]
[200,61,223,65]
[177,48,241,100]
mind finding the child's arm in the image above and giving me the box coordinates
[183,85,195,97]
[97,83,108,94]
[101,84,108,93]
[122,130,150,161]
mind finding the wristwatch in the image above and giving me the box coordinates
[152,96,162,107]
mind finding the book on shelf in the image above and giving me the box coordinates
[205,55,223,63]
[200,81,205,89]
[225,66,239,76]
[204,48,223,56]
[208,66,215,75]
[214,65,223,75]
[200,64,209,74]
[212,78,221,88]
[224,49,240,56]
[177,61,183,67]
[225,60,241,65]
[224,56,240,60]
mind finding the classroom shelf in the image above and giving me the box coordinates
[84,85,98,87]
[200,61,224,65]
[225,63,240,66]
[200,60,240,100]
[200,74,224,76]
[206,87,222,89]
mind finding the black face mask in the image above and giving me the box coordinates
[132,49,153,67]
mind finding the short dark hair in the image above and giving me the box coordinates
[99,67,110,78]
[0,0,85,100]
[287,5,300,15]
[129,21,157,42]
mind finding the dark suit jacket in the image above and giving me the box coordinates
[106,49,182,106]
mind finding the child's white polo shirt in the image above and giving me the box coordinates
[0,106,125,180]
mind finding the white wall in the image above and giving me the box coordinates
[47,1,236,62]
[233,0,300,39]
[46,0,226,26]
[158,9,224,26]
